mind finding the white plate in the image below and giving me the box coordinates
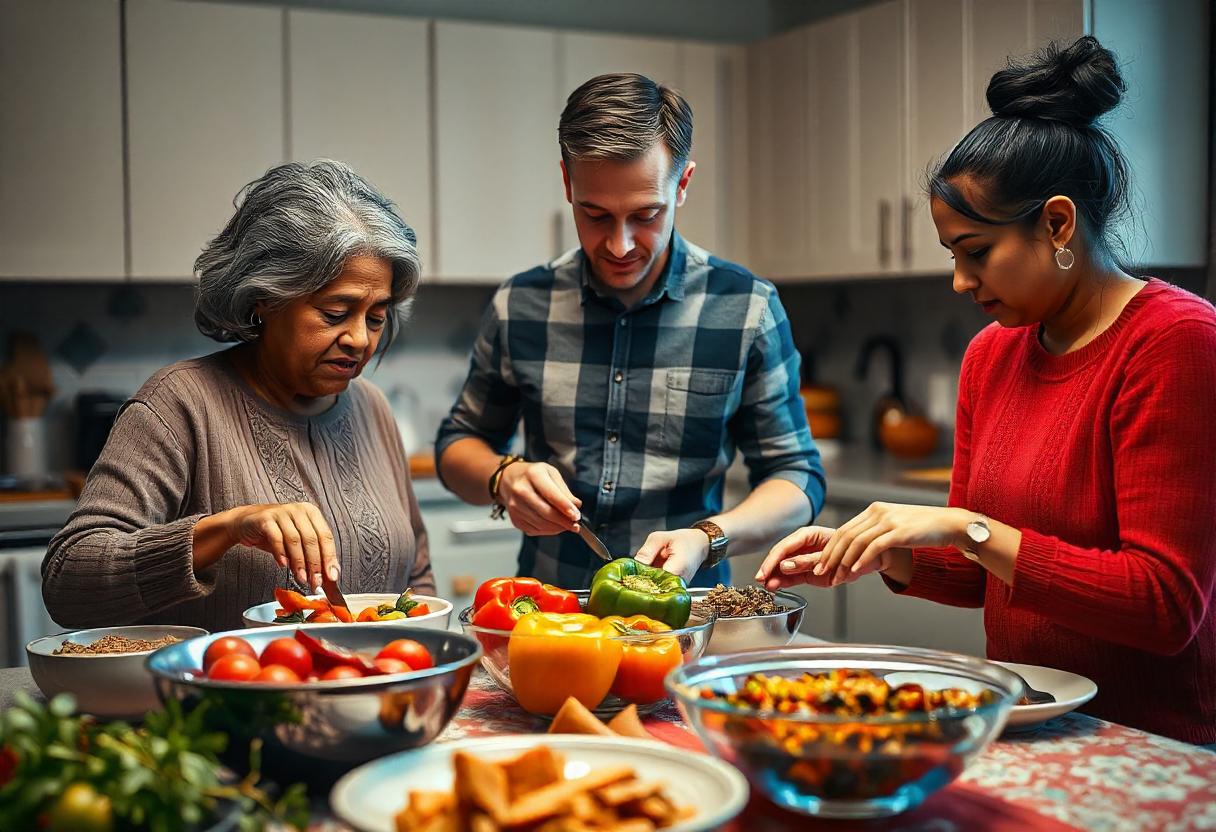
[884,660,1097,730]
[995,661,1098,729]
[330,734,749,832]
[241,593,452,629]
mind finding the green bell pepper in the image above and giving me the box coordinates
[587,558,692,629]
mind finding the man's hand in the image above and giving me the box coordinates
[497,461,582,536]
[634,529,711,584]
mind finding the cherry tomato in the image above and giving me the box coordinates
[258,637,313,678]
[0,745,18,787]
[373,657,412,675]
[320,665,364,681]
[375,639,434,670]
[254,664,302,684]
[203,636,256,672]
[207,653,262,682]
[46,782,113,832]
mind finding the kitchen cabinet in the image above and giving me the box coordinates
[288,11,433,266]
[416,496,523,621]
[744,0,1088,280]
[433,22,565,282]
[126,0,284,280]
[903,0,969,274]
[0,0,125,280]
[745,26,811,280]
[558,32,729,258]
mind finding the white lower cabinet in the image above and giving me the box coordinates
[417,498,523,624]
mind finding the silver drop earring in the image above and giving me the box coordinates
[1054,246,1075,270]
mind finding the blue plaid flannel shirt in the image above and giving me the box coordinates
[436,232,825,589]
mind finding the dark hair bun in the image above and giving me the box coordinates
[986,35,1125,127]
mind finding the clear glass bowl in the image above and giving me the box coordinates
[665,645,1023,819]
[458,593,715,718]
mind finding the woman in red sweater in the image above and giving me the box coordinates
[756,36,1216,744]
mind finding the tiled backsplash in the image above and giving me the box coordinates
[1,268,1205,472]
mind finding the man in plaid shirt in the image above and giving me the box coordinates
[436,73,824,589]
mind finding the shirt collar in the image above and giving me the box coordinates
[577,230,688,308]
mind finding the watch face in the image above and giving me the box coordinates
[966,520,991,544]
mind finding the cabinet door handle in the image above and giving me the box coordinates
[449,519,522,541]
[901,196,913,266]
[878,200,892,267]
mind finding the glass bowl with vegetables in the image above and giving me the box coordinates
[666,645,1023,819]
[458,564,716,718]
[241,588,452,628]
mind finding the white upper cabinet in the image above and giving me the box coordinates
[0,0,125,279]
[856,1,907,276]
[804,13,865,277]
[126,0,285,280]
[746,25,811,280]
[288,11,433,272]
[558,32,728,257]
[433,22,564,282]
[902,0,969,273]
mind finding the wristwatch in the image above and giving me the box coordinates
[691,519,729,568]
[959,514,991,562]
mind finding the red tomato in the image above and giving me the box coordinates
[375,639,434,671]
[254,664,302,684]
[203,636,256,672]
[258,638,313,678]
[373,657,412,674]
[320,665,364,681]
[207,653,261,682]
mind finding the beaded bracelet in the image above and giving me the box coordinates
[487,454,523,520]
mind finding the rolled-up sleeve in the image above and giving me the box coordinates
[732,287,825,515]
[435,292,523,475]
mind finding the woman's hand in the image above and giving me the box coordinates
[813,503,967,585]
[754,526,837,591]
[497,461,581,536]
[196,502,340,589]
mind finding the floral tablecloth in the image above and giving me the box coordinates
[439,671,1216,832]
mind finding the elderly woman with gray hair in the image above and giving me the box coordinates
[43,160,435,632]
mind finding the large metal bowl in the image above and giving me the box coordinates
[666,645,1022,819]
[688,588,807,654]
[27,625,209,719]
[146,624,481,776]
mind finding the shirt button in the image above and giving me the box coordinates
[619,318,628,327]
[613,371,623,384]
[608,432,619,443]
[602,481,614,493]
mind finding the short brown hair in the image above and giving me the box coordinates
[558,73,693,171]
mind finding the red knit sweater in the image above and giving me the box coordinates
[893,279,1216,743]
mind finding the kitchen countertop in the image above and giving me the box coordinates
[4,658,1213,831]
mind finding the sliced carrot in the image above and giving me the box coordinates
[357,606,380,622]
[331,604,354,623]
[406,603,431,618]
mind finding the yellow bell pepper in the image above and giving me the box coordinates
[602,615,683,705]
[507,612,623,715]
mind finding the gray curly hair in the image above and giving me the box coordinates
[194,160,421,348]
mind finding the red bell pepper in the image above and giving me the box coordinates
[471,577,580,631]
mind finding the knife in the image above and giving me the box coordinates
[576,516,614,562]
[318,575,353,621]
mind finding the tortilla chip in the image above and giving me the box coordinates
[549,697,616,737]
[595,778,666,807]
[605,705,651,739]
[454,750,511,824]
[504,765,634,827]
[502,745,565,801]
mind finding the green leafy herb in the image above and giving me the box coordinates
[273,610,306,624]
[0,693,309,832]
